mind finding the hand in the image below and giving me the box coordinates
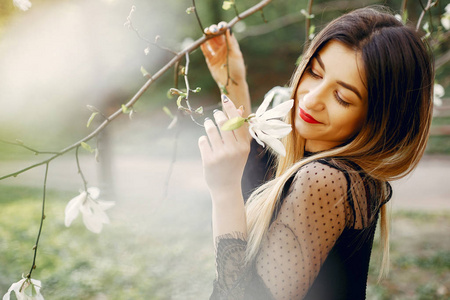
[198,95,251,195]
[201,22,247,90]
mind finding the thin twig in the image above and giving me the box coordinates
[401,0,409,15]
[75,146,88,192]
[183,52,203,126]
[224,33,237,88]
[416,0,436,32]
[125,6,178,55]
[0,0,273,181]
[192,0,205,34]
[233,1,241,20]
[303,0,314,53]
[27,162,49,279]
[0,139,59,155]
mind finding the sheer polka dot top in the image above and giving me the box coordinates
[211,159,379,300]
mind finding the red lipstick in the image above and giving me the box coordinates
[299,108,321,124]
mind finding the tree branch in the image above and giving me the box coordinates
[0,0,273,181]
[416,0,437,32]
[27,162,49,279]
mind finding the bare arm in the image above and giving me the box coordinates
[198,95,251,242]
[201,25,252,117]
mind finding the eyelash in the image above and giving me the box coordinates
[305,67,351,108]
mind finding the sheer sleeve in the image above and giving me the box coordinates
[255,161,353,299]
[211,161,362,299]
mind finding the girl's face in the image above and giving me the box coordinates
[295,40,368,152]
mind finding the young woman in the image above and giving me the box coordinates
[198,7,434,299]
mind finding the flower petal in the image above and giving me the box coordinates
[259,126,292,138]
[81,209,104,234]
[64,192,86,227]
[255,90,275,117]
[3,278,26,300]
[258,133,287,156]
[87,187,100,200]
[260,99,294,120]
[96,201,115,211]
[248,126,265,148]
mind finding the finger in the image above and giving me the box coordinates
[237,105,245,116]
[208,34,226,52]
[213,109,236,144]
[218,21,228,31]
[198,135,212,161]
[225,28,241,56]
[204,118,223,150]
[209,24,219,35]
[221,95,250,141]
[200,41,217,61]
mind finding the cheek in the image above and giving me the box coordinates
[332,106,366,136]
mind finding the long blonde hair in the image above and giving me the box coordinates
[244,7,434,280]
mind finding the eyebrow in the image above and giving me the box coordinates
[314,54,363,101]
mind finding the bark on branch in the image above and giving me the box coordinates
[0,0,273,181]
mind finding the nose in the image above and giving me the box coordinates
[302,84,326,111]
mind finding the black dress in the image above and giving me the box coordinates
[210,144,391,299]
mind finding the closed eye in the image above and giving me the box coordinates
[306,67,321,79]
[334,91,350,107]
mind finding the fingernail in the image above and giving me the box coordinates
[213,109,220,114]
[222,94,229,103]
[210,25,218,34]
[218,21,227,30]
[238,105,244,111]
[204,117,211,122]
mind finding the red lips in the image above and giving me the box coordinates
[299,108,321,124]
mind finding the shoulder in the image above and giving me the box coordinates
[293,159,351,188]
[286,159,365,226]
[289,160,349,204]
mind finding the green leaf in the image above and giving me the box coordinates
[95,148,99,162]
[220,84,229,95]
[300,9,315,19]
[309,25,315,37]
[87,112,98,128]
[222,1,234,10]
[295,54,303,66]
[81,142,94,153]
[221,116,246,131]
[122,104,132,114]
[86,105,99,112]
[195,106,204,115]
[402,10,408,24]
[192,87,202,93]
[176,96,183,108]
[140,66,150,78]
[163,106,174,118]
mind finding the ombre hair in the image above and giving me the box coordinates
[244,6,434,279]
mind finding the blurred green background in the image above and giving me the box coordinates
[0,0,449,299]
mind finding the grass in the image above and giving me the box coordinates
[0,185,449,299]
[428,116,450,154]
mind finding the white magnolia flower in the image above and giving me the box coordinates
[13,0,32,11]
[442,4,450,30]
[65,187,115,234]
[434,83,445,107]
[248,91,294,157]
[3,277,44,300]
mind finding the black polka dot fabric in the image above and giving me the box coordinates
[210,159,384,300]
